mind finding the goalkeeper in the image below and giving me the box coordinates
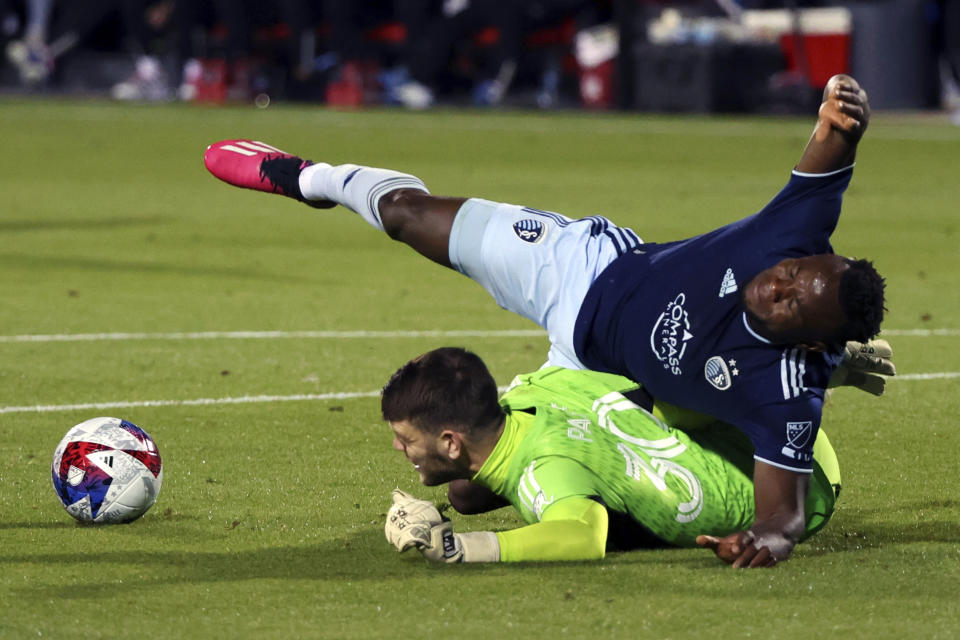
[383,347,841,564]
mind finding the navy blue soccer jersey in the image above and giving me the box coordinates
[573,166,854,472]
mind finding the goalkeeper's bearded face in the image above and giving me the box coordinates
[390,420,464,486]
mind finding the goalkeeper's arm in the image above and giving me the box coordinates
[495,497,609,562]
[387,493,609,563]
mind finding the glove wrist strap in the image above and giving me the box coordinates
[459,531,501,563]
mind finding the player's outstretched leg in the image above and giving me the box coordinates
[204,140,619,367]
[204,138,460,266]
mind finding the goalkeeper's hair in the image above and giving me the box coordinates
[838,257,886,342]
[381,347,505,436]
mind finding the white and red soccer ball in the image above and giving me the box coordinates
[51,417,163,524]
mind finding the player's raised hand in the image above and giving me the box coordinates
[798,74,869,172]
[829,338,896,395]
[384,489,444,552]
[819,75,871,141]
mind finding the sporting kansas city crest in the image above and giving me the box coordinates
[513,219,547,244]
[704,356,732,390]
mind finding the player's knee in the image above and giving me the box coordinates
[379,188,426,241]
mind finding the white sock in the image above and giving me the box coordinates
[298,163,429,231]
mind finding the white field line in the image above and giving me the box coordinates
[1,328,955,414]
[0,329,548,343]
[880,329,960,337]
[0,391,380,414]
[2,376,957,415]
[895,372,960,381]
[0,328,956,343]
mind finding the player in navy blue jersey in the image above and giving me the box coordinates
[205,74,891,568]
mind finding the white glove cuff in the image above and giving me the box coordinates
[458,531,501,563]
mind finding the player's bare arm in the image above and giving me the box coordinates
[796,74,871,174]
[697,462,809,567]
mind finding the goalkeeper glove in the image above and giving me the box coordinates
[417,520,500,563]
[384,490,500,563]
[385,489,444,552]
[828,339,896,396]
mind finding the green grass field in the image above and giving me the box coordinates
[1,98,958,639]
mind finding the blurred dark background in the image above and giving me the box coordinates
[1,0,957,116]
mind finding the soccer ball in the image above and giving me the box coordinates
[51,417,163,524]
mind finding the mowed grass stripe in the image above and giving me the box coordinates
[0,329,548,343]
[2,374,955,414]
[0,328,955,343]
[4,100,957,142]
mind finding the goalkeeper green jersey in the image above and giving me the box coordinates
[471,367,839,561]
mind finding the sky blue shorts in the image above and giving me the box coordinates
[449,198,641,369]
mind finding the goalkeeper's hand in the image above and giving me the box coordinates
[828,339,896,396]
[418,519,464,563]
[384,489,444,553]
[384,490,500,563]
[417,519,501,563]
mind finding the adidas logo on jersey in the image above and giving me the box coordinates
[718,268,738,297]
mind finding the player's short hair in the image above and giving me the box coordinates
[838,258,886,342]
[381,347,505,436]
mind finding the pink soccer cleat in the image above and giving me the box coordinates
[203,139,334,208]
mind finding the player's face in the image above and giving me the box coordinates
[390,420,461,486]
[743,255,848,347]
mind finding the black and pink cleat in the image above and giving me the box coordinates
[203,139,334,208]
